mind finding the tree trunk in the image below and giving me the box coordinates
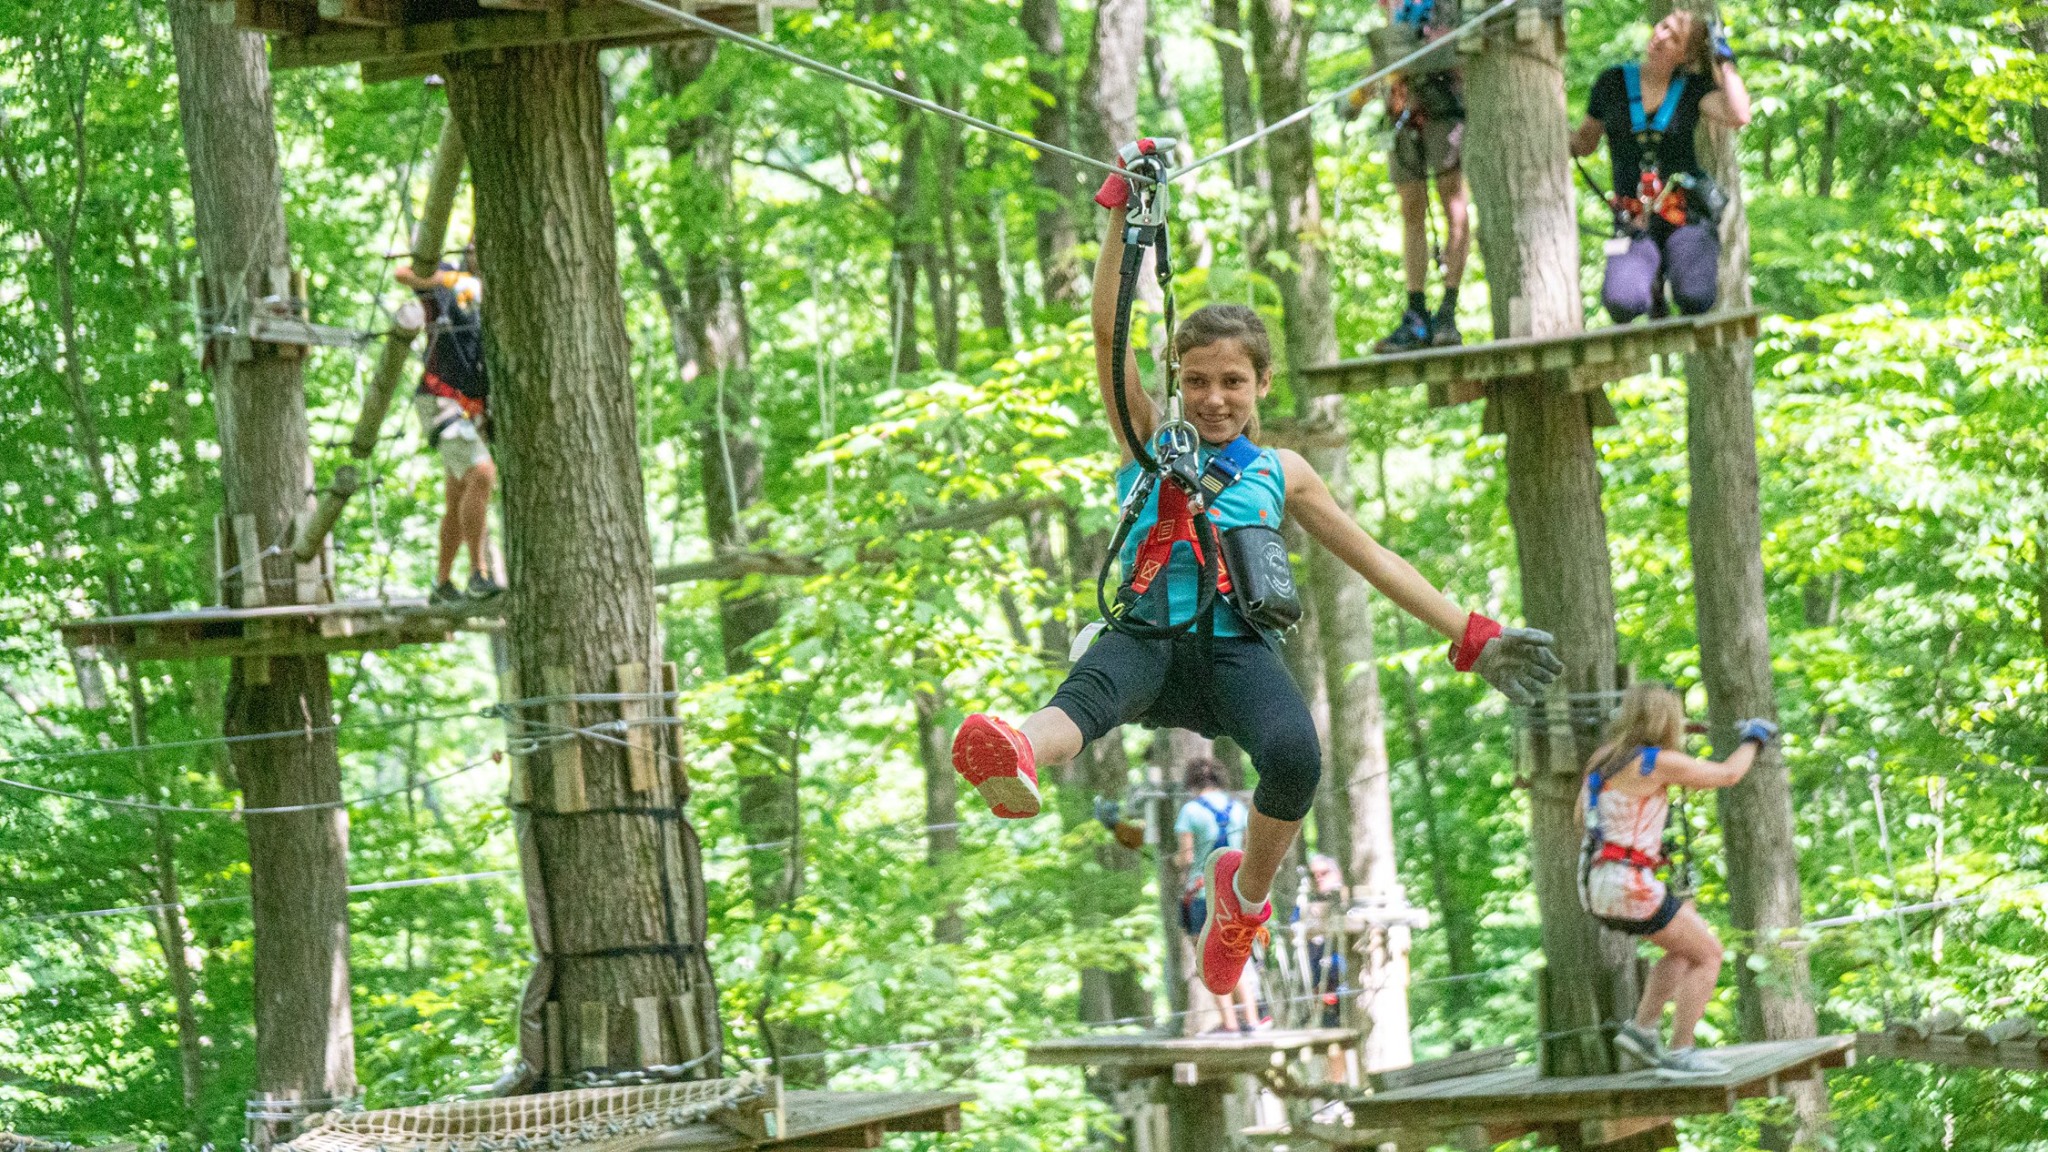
[1815,100,1839,200]
[1462,14,1632,1076]
[1142,33,1213,269]
[1021,0,1082,307]
[889,113,929,375]
[2026,19,2048,305]
[446,42,719,1083]
[914,687,964,944]
[963,189,1014,344]
[1247,0,1338,377]
[1660,1,1824,1142]
[1078,0,1147,169]
[167,1,358,1111]
[1212,0,1259,149]
[1298,427,1411,1072]
[125,668,207,1145]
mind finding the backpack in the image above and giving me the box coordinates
[1179,794,1239,936]
[424,277,488,403]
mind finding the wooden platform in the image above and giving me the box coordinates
[59,598,501,662]
[1302,309,1762,408]
[223,0,814,83]
[1027,1028,1358,1079]
[1325,1035,1851,1134]
[1854,1031,2048,1072]
[645,1090,970,1150]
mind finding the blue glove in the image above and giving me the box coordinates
[1709,20,1735,63]
[1736,718,1778,746]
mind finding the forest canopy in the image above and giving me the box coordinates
[1,0,2045,1149]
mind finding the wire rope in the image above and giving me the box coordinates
[0,747,510,817]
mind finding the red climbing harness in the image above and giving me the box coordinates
[1594,842,1667,871]
[1125,481,1234,599]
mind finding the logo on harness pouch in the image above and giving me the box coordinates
[1261,540,1294,595]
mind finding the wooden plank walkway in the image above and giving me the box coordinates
[59,598,501,662]
[1329,1035,1852,1131]
[1027,1028,1358,1077]
[644,1090,970,1150]
[1301,309,1761,406]
[1854,1031,2048,1072]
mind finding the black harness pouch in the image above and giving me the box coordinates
[1221,525,1302,633]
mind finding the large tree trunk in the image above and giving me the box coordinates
[166,1,358,1113]
[1021,0,1082,307]
[1462,15,1633,1076]
[446,42,719,1084]
[1077,0,1146,169]
[1247,0,1337,376]
[1662,2,1823,1143]
[1298,428,1412,1072]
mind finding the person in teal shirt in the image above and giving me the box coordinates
[949,138,1563,1003]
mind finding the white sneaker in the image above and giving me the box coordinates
[1615,1021,1663,1069]
[1653,1047,1728,1079]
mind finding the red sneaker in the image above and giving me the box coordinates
[951,713,1040,819]
[1195,847,1271,996]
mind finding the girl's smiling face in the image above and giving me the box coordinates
[1177,338,1272,444]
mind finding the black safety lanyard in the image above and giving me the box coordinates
[1094,156,1228,645]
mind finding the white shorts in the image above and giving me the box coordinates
[1585,860,1669,923]
[414,392,490,479]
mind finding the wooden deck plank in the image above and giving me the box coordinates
[1026,1028,1358,1073]
[58,597,497,662]
[264,0,815,71]
[1342,1036,1853,1130]
[1853,1031,2048,1072]
[639,1090,970,1152]
[1303,309,1761,397]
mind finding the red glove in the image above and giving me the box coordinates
[1093,137,1173,210]
[1448,611,1503,673]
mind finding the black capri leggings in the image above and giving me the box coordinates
[1048,630,1323,822]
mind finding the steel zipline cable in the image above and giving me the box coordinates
[608,0,1531,189]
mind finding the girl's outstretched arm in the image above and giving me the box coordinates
[1279,448,1563,702]
[1279,448,1469,638]
[1092,212,1157,463]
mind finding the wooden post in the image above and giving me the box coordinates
[616,662,657,792]
[1161,1076,1234,1152]
[542,664,586,813]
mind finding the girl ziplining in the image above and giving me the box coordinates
[1571,10,1751,323]
[948,139,1562,999]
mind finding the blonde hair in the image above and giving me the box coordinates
[1659,10,1712,74]
[1596,682,1686,773]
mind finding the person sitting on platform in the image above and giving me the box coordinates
[396,244,503,605]
[1578,681,1778,1079]
[948,138,1564,1007]
[1570,11,1750,323]
[1175,758,1262,1035]
[1345,0,1471,352]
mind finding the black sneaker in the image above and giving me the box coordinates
[1374,309,1433,354]
[429,580,465,606]
[1429,310,1463,348]
[466,572,506,601]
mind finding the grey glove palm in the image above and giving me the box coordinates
[1472,626,1564,706]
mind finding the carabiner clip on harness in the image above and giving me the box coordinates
[1622,63,1689,230]
[1094,149,1227,644]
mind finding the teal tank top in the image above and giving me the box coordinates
[1114,440,1287,636]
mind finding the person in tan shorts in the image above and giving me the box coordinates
[395,248,502,605]
[1347,0,1472,352]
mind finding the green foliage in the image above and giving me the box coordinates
[3,0,2048,1147]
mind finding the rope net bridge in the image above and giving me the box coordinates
[277,1077,969,1152]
